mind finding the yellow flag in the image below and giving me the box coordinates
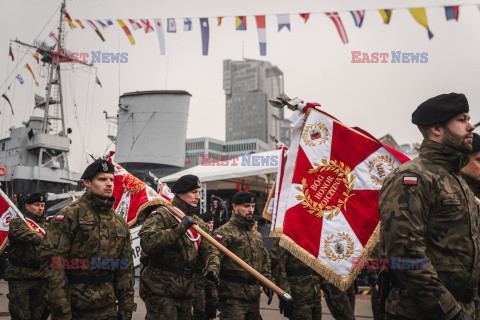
[409,8,434,39]
[378,9,392,24]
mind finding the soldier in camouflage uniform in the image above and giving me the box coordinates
[364,242,384,320]
[40,159,136,320]
[139,174,220,320]
[212,191,274,320]
[5,193,47,320]
[379,93,480,320]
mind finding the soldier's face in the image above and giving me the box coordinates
[25,202,45,216]
[439,113,474,153]
[462,152,480,180]
[234,203,255,220]
[206,220,214,232]
[83,172,114,200]
[178,188,201,207]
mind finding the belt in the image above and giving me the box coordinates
[286,268,315,277]
[9,260,40,270]
[67,273,113,285]
[147,260,193,278]
[220,273,258,285]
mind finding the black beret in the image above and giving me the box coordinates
[412,93,469,126]
[232,191,256,205]
[471,133,480,154]
[171,174,201,194]
[81,159,114,180]
[201,211,214,223]
[25,193,45,204]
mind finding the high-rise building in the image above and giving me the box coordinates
[223,59,291,147]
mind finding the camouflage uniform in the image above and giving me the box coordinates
[139,196,219,320]
[323,282,356,320]
[213,212,272,320]
[5,210,47,320]
[379,140,480,319]
[365,243,384,320]
[40,191,136,320]
[192,273,218,320]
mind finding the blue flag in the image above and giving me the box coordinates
[200,18,209,55]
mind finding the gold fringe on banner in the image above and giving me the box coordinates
[131,197,172,226]
[269,227,283,238]
[262,180,276,222]
[279,223,381,291]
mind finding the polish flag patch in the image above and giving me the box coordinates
[215,235,223,240]
[55,215,64,221]
[403,176,418,185]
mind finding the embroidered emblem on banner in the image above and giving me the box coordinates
[302,122,329,147]
[368,155,395,186]
[324,232,354,262]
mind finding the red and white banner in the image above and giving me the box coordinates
[0,197,16,246]
[274,106,409,290]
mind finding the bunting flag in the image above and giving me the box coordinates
[86,20,106,41]
[105,20,114,26]
[350,10,365,28]
[16,74,24,85]
[445,6,459,21]
[217,17,223,26]
[95,75,102,87]
[1,91,14,115]
[409,8,434,39]
[25,64,39,87]
[300,13,310,23]
[140,19,154,33]
[255,15,266,56]
[274,106,409,290]
[8,45,14,61]
[167,18,177,33]
[75,19,85,29]
[96,20,108,29]
[200,18,209,55]
[379,9,393,24]
[128,19,142,31]
[33,51,39,64]
[277,14,291,31]
[325,12,349,44]
[65,11,77,29]
[153,19,166,55]
[117,20,136,45]
[184,18,192,31]
[236,16,247,30]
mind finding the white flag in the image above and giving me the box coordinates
[153,19,166,55]
[167,18,177,33]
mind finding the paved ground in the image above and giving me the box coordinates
[0,280,375,319]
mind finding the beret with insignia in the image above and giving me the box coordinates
[81,159,114,180]
[232,191,256,205]
[171,174,201,194]
[25,193,46,204]
[471,133,480,154]
[412,93,469,126]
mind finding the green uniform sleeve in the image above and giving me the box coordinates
[9,218,43,245]
[197,218,220,272]
[114,222,137,317]
[260,237,272,282]
[379,172,461,319]
[270,238,291,294]
[139,209,188,255]
[39,211,76,320]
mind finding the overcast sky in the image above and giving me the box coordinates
[1,0,479,172]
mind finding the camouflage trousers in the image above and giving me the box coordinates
[370,285,385,320]
[143,295,192,320]
[290,299,322,320]
[219,298,261,320]
[323,284,356,320]
[192,277,207,320]
[8,279,46,320]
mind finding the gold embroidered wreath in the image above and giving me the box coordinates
[324,232,355,262]
[301,122,329,147]
[367,155,395,186]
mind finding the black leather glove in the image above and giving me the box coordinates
[367,272,378,287]
[181,215,196,230]
[263,286,274,305]
[203,270,220,286]
[323,284,333,300]
[279,299,296,318]
[117,315,131,320]
[454,311,473,320]
[205,300,218,319]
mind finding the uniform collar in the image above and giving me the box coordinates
[24,210,44,223]
[172,196,198,216]
[230,212,255,231]
[419,139,470,172]
[82,191,115,215]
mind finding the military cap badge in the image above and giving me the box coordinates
[102,162,108,172]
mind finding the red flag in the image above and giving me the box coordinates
[75,19,85,29]
[325,12,349,44]
[0,197,16,246]
[8,45,14,61]
[274,106,409,290]
[300,13,310,23]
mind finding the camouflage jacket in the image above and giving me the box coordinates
[462,173,480,198]
[4,211,47,280]
[270,237,323,305]
[40,191,136,320]
[379,139,480,320]
[213,212,272,302]
[139,196,219,300]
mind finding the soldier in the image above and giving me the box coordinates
[379,93,479,319]
[5,193,47,319]
[40,159,136,320]
[213,191,274,320]
[139,174,220,320]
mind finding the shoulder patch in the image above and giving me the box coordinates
[403,176,418,185]
[55,215,64,221]
[215,234,223,240]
